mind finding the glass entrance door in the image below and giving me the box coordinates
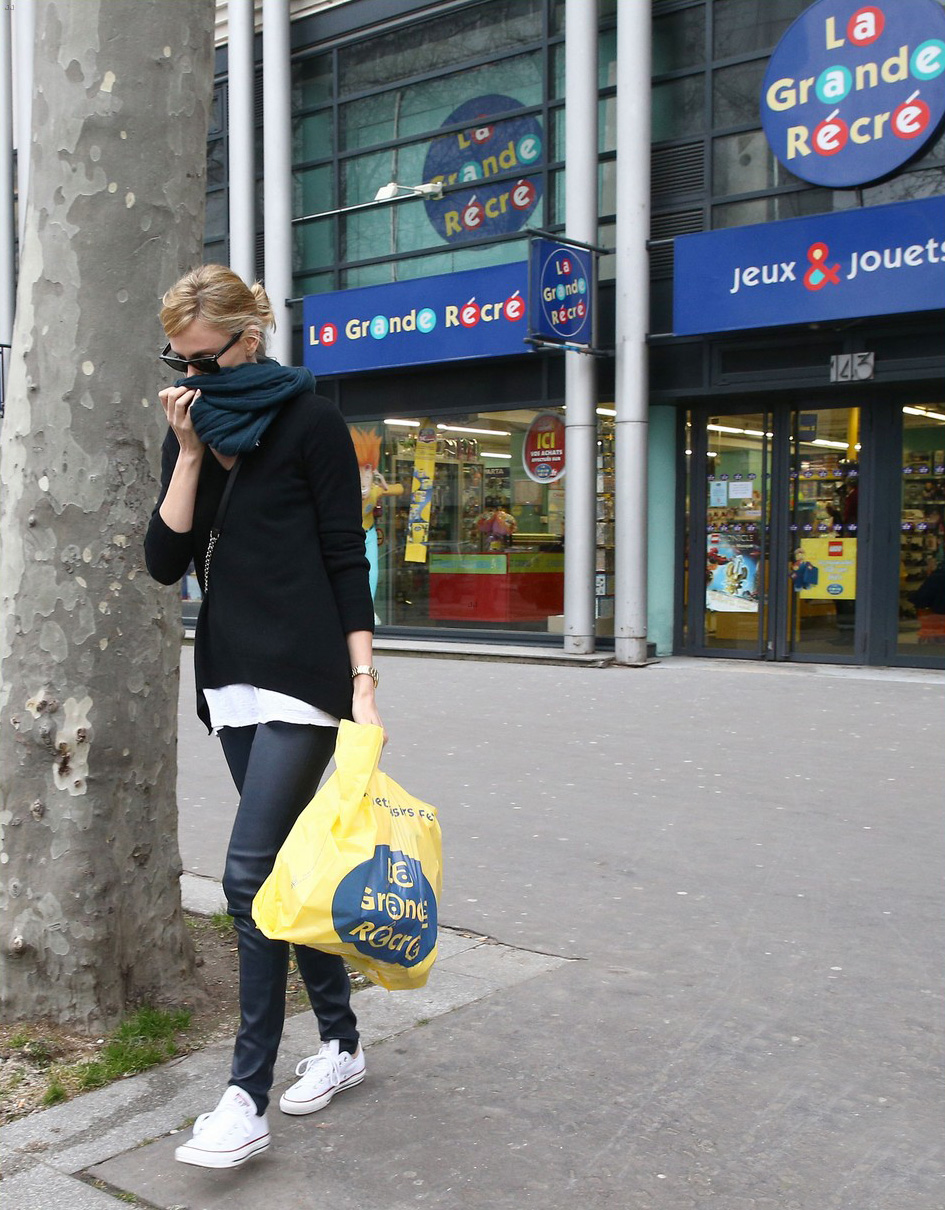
[703,413,772,653]
[692,404,863,661]
[785,407,861,658]
[898,404,945,656]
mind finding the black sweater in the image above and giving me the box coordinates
[145,391,374,730]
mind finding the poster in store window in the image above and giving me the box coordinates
[791,538,857,599]
[706,532,761,613]
[404,421,438,564]
[522,412,566,484]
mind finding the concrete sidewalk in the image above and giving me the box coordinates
[2,653,943,1209]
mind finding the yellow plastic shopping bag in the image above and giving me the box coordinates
[252,721,442,991]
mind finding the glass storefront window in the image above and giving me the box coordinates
[337,0,542,96]
[712,0,808,59]
[596,411,615,633]
[292,110,333,163]
[653,6,705,75]
[600,95,616,155]
[712,60,767,130]
[861,168,945,209]
[653,75,705,143]
[712,130,781,196]
[341,238,528,289]
[294,216,334,274]
[292,54,332,109]
[599,159,616,216]
[205,191,227,241]
[293,164,332,218]
[898,406,945,657]
[340,54,543,152]
[209,87,225,137]
[207,140,226,190]
[348,411,567,634]
[712,188,852,228]
[599,27,617,88]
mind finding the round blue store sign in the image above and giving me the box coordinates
[537,245,591,343]
[422,94,543,243]
[761,0,945,187]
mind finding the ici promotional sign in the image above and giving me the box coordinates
[761,0,945,187]
[522,412,566,484]
[673,195,945,335]
[303,262,529,376]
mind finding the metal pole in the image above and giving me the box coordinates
[228,0,256,286]
[563,0,598,656]
[14,0,33,250]
[262,0,292,364]
[613,0,651,665]
[0,3,16,364]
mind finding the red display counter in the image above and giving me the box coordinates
[429,552,564,622]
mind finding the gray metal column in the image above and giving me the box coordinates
[13,0,32,249]
[0,3,15,366]
[613,1,651,666]
[262,0,292,363]
[563,0,599,656]
[228,0,256,285]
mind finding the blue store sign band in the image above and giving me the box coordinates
[673,196,945,336]
[304,238,596,376]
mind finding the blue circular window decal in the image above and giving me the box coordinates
[422,95,543,243]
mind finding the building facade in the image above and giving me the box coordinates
[199,0,945,668]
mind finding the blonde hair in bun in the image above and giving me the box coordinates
[161,264,275,353]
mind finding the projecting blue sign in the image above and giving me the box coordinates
[303,262,529,375]
[761,0,945,188]
[421,95,543,243]
[529,239,593,346]
[673,196,945,335]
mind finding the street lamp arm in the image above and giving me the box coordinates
[292,180,443,226]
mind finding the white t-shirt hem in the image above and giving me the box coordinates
[205,685,340,733]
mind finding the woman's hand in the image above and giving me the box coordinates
[157,386,205,533]
[352,680,387,744]
[160,385,205,461]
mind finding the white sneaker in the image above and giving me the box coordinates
[279,1040,366,1116]
[175,1085,271,1169]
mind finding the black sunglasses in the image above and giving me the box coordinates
[160,330,244,375]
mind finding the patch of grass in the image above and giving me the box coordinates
[11,1034,56,1066]
[41,1079,67,1107]
[209,910,234,936]
[46,1007,194,1103]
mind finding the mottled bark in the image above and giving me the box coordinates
[0,0,215,1029]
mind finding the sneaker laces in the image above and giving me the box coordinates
[192,1091,258,1141]
[193,1104,245,1141]
[294,1047,342,1088]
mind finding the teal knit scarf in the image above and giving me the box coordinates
[178,359,315,455]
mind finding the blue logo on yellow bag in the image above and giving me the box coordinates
[332,846,438,968]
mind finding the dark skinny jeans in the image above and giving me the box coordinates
[219,720,358,1115]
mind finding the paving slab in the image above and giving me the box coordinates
[4,653,940,1209]
[0,931,567,1207]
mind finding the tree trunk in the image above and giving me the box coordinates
[0,0,215,1029]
